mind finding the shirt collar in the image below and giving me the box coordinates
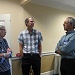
[26,29,34,34]
[66,30,75,35]
[0,38,3,42]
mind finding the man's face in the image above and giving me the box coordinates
[26,17,35,30]
[0,28,6,37]
[63,19,73,31]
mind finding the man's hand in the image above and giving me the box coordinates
[55,50,62,54]
[55,46,62,54]
[4,53,10,58]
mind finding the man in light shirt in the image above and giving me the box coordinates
[55,17,75,75]
[18,17,43,75]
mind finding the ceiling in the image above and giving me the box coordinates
[2,0,75,13]
[30,0,75,13]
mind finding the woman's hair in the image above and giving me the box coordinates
[0,25,5,29]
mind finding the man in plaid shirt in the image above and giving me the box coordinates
[18,17,43,75]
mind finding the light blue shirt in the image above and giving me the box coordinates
[55,30,75,58]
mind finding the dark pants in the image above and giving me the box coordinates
[22,53,41,75]
[60,58,75,75]
[0,69,11,75]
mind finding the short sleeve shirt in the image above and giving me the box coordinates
[0,38,10,72]
[18,29,43,53]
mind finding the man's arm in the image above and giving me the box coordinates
[19,42,23,57]
[0,47,12,58]
[0,53,5,57]
[38,42,42,56]
[55,50,62,54]
[55,46,62,55]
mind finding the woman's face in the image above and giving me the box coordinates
[0,28,6,38]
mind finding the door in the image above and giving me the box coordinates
[0,14,11,47]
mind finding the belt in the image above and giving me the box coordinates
[62,58,75,60]
[23,53,39,56]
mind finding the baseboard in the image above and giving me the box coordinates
[41,70,54,75]
[53,74,59,75]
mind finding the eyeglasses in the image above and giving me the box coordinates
[0,29,5,30]
[63,22,70,24]
[63,22,71,26]
[30,21,35,23]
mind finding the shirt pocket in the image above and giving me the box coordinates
[32,40,38,45]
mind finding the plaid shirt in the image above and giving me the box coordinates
[0,38,10,72]
[18,29,43,53]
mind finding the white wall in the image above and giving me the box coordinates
[0,1,75,55]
